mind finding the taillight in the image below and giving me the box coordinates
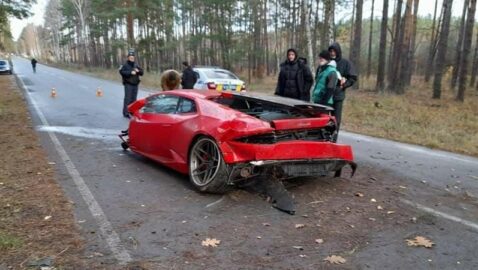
[207,82,217,90]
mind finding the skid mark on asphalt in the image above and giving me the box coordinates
[17,76,132,264]
[401,199,478,232]
[37,125,119,141]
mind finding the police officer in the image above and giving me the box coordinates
[119,50,143,118]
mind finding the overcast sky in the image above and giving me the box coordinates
[9,0,469,41]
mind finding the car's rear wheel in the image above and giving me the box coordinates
[189,137,231,194]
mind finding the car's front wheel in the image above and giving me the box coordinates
[189,137,231,194]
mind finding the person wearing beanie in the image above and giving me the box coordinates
[275,48,313,101]
[181,61,197,89]
[312,50,338,108]
[119,50,144,118]
[328,42,357,134]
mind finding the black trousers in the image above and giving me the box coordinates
[332,100,343,142]
[123,84,138,117]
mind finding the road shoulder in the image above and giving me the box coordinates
[0,75,85,268]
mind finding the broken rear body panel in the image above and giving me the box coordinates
[125,90,356,184]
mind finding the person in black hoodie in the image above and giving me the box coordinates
[275,49,313,101]
[181,61,197,89]
[119,51,144,118]
[328,42,358,136]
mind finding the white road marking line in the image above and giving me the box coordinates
[401,199,478,231]
[341,131,478,165]
[206,196,225,208]
[16,75,132,264]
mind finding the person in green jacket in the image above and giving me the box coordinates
[312,50,338,106]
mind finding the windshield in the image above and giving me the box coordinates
[203,69,239,80]
[0,61,7,65]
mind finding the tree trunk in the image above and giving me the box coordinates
[303,0,314,72]
[451,0,470,90]
[367,0,375,77]
[126,0,134,48]
[350,0,363,88]
[349,0,356,59]
[432,0,454,99]
[395,0,413,94]
[323,0,334,49]
[376,0,389,91]
[387,0,403,84]
[425,0,439,82]
[456,0,477,102]
[470,31,478,87]
[405,0,420,86]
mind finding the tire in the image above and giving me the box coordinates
[188,136,232,194]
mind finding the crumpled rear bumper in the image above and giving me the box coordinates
[220,141,356,182]
[221,141,354,163]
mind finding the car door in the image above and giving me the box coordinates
[164,97,199,168]
[193,70,206,89]
[133,94,180,162]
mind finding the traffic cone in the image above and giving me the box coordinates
[96,87,103,97]
[50,88,57,98]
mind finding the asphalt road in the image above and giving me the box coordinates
[13,57,478,269]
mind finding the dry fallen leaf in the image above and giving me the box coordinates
[324,255,346,264]
[295,224,305,229]
[370,198,377,203]
[262,222,271,227]
[315,238,324,244]
[44,215,52,221]
[355,192,364,197]
[406,236,434,248]
[201,238,221,247]
[387,211,395,215]
[377,205,383,210]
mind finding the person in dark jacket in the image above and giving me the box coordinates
[181,61,197,89]
[119,50,144,118]
[312,51,338,107]
[31,58,37,73]
[275,48,313,101]
[328,42,358,134]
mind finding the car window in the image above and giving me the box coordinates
[141,95,179,114]
[203,69,238,80]
[177,98,196,114]
[0,61,6,65]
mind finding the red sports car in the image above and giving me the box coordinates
[120,90,356,193]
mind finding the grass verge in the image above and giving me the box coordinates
[343,77,478,157]
[0,75,85,268]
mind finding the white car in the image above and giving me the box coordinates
[193,67,245,91]
[0,60,12,75]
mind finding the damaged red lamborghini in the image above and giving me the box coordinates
[119,90,356,194]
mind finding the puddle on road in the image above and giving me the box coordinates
[37,125,120,141]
